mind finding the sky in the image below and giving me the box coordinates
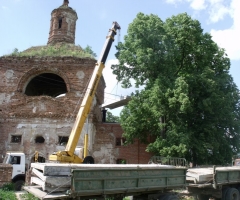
[0,0,239,116]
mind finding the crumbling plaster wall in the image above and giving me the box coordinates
[0,56,104,162]
[0,118,94,165]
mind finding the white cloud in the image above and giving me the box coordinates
[208,0,230,23]
[210,0,240,60]
[166,0,231,23]
[189,0,206,10]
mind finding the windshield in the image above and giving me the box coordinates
[3,154,9,164]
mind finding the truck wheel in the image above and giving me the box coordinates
[222,188,229,200]
[14,180,24,191]
[83,156,94,164]
[225,188,239,200]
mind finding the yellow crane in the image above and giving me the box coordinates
[49,22,121,163]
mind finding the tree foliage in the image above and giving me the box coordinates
[112,13,240,165]
[106,111,120,123]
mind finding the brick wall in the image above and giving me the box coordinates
[0,55,104,163]
[93,122,153,164]
[48,6,78,45]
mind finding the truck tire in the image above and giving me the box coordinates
[83,156,94,164]
[222,188,229,200]
[225,188,239,200]
[14,180,24,191]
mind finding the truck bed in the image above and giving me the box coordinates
[27,163,186,199]
[187,166,240,185]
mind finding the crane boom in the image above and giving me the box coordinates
[49,22,121,163]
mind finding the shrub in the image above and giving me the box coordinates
[1,183,15,191]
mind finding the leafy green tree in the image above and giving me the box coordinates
[112,13,240,166]
[84,45,97,58]
[106,111,120,123]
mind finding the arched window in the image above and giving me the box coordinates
[58,17,63,29]
[25,73,67,97]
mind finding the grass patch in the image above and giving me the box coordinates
[0,189,17,200]
[20,192,40,200]
[0,183,16,200]
[5,43,95,58]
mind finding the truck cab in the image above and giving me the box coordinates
[3,152,26,190]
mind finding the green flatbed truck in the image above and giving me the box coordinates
[24,163,186,200]
[25,163,240,200]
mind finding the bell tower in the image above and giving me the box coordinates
[47,0,78,45]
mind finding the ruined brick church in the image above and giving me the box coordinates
[0,0,152,165]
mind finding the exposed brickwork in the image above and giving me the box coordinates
[48,5,78,45]
[0,55,104,163]
[93,123,153,164]
[0,54,153,164]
